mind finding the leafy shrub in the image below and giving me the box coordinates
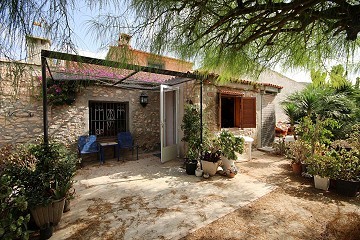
[217,130,244,160]
[0,145,33,240]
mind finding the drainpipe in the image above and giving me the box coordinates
[200,79,203,150]
[41,54,49,146]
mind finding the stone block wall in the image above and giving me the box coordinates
[182,81,259,146]
[0,61,161,151]
[0,62,44,144]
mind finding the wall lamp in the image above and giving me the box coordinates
[140,92,148,107]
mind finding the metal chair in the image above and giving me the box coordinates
[117,132,138,161]
[78,135,100,163]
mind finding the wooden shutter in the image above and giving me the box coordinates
[241,97,256,128]
[234,97,241,127]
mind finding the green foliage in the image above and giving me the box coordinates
[2,141,78,208]
[272,137,288,156]
[120,0,360,78]
[283,78,359,139]
[181,104,205,160]
[217,130,244,161]
[307,152,337,178]
[310,69,327,88]
[0,145,33,240]
[329,65,352,90]
[330,148,360,181]
[0,174,30,240]
[296,116,338,155]
[286,140,311,164]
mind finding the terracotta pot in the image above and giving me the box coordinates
[227,172,236,178]
[291,162,302,175]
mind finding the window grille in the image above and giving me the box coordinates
[89,101,127,137]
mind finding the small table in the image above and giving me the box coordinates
[99,142,118,163]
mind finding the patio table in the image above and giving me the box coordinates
[99,142,118,163]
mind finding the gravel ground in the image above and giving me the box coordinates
[182,151,360,240]
[45,150,360,240]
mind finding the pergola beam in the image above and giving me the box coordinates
[41,50,203,80]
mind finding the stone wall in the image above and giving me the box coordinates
[182,81,260,146]
[0,62,44,144]
[0,61,161,150]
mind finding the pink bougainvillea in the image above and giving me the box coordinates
[52,62,175,83]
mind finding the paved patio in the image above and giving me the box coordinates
[54,152,274,239]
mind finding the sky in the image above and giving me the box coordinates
[57,2,360,84]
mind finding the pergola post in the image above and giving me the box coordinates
[200,79,203,149]
[41,53,49,146]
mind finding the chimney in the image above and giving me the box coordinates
[26,36,51,65]
[118,33,132,48]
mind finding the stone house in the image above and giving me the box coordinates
[1,34,286,162]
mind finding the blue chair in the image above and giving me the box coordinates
[117,132,138,161]
[78,135,100,163]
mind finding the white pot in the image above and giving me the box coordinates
[201,160,221,176]
[195,169,203,177]
[221,156,234,171]
[314,175,330,191]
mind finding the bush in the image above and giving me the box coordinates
[0,145,32,240]
[0,140,78,239]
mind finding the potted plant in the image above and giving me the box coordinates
[181,104,206,175]
[0,145,31,240]
[217,130,244,177]
[330,125,360,197]
[3,140,78,238]
[285,139,311,174]
[26,141,77,228]
[307,151,336,191]
[330,148,360,197]
[201,148,222,176]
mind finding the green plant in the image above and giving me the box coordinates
[217,130,244,160]
[202,149,221,163]
[330,148,360,181]
[347,124,360,150]
[272,137,287,156]
[0,145,34,240]
[307,152,336,178]
[26,141,78,207]
[285,139,311,164]
[3,140,78,208]
[296,116,337,155]
[0,174,30,240]
[181,104,208,160]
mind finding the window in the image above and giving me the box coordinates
[89,101,128,137]
[220,95,256,128]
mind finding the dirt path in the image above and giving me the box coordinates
[182,151,360,240]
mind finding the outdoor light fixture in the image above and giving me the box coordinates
[140,92,148,107]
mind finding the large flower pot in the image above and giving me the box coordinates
[221,156,234,171]
[314,175,330,191]
[291,162,302,175]
[201,160,221,176]
[336,179,360,197]
[30,198,66,227]
[185,161,197,175]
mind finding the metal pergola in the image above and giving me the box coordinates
[40,50,205,146]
